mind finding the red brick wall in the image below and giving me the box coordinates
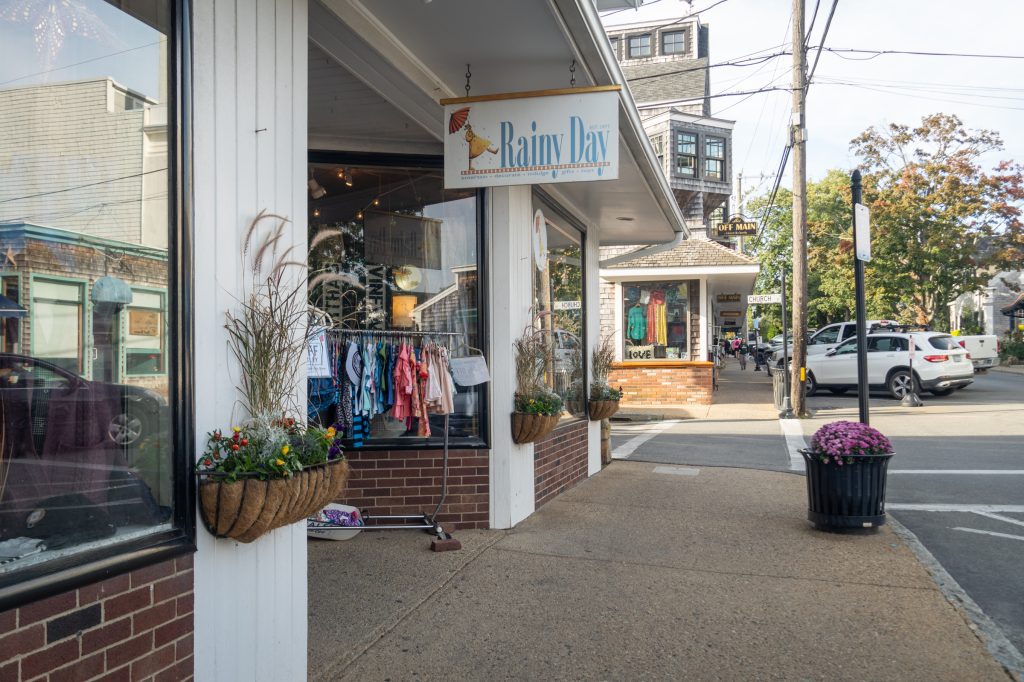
[340,449,489,529]
[609,361,714,406]
[0,555,194,682]
[534,420,589,509]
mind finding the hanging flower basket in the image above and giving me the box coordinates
[198,458,349,543]
[588,400,620,421]
[510,413,560,444]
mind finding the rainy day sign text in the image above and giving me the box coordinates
[442,87,620,189]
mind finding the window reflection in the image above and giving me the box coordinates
[0,0,173,573]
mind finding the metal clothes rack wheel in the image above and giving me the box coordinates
[329,329,462,542]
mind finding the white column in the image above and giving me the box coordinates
[192,1,309,680]
[586,224,602,476]
[488,186,536,528]
[699,277,708,361]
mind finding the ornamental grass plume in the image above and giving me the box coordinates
[808,420,893,466]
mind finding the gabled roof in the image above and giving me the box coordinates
[621,58,708,107]
[605,238,758,268]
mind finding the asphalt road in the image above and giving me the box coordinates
[611,368,1024,669]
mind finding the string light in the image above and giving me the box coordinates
[312,208,320,218]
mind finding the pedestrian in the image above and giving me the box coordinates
[737,346,747,370]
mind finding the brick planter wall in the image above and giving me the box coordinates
[609,361,714,406]
[340,449,489,529]
[0,554,194,682]
[534,420,589,509]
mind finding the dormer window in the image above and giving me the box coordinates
[628,34,651,58]
[662,30,686,55]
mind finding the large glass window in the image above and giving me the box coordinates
[0,1,178,592]
[675,132,697,177]
[307,160,485,447]
[622,280,690,361]
[532,193,585,419]
[662,30,686,55]
[628,34,652,58]
[705,136,726,180]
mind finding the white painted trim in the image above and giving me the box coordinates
[602,265,759,279]
[613,281,624,361]
[611,420,680,458]
[779,418,807,472]
[698,276,708,361]
[586,226,602,476]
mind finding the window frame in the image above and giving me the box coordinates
[125,287,169,377]
[661,30,686,55]
[704,135,726,181]
[307,150,491,451]
[627,33,652,59]
[675,131,697,178]
[619,279,692,362]
[0,0,195,612]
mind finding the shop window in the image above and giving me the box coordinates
[650,134,664,166]
[0,0,186,606]
[126,291,166,375]
[662,30,686,55]
[628,34,652,58]
[532,193,585,419]
[705,136,726,180]
[307,159,486,448]
[609,36,619,58]
[622,281,690,361]
[709,206,725,232]
[675,132,697,177]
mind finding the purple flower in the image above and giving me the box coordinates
[808,420,892,464]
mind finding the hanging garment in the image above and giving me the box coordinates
[307,377,336,425]
[392,343,414,421]
[646,291,667,344]
[627,305,647,341]
[415,347,431,437]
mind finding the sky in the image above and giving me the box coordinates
[603,0,1024,208]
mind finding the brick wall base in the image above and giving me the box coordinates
[0,555,194,682]
[339,449,489,529]
[534,420,589,509]
[609,362,714,406]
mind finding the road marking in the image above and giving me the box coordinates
[889,470,1024,475]
[888,517,1024,678]
[611,420,680,460]
[652,465,700,476]
[973,512,1024,529]
[953,527,1024,543]
[888,503,1024,513]
[778,418,806,472]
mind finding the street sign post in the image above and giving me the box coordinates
[851,171,870,424]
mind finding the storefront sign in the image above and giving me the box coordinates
[719,311,742,318]
[716,293,740,303]
[716,217,757,236]
[442,86,620,189]
[307,327,331,378]
[625,344,654,360]
[129,310,160,336]
[364,211,442,270]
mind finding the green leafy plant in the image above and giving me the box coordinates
[589,334,620,401]
[590,384,622,401]
[514,392,563,416]
[512,317,563,416]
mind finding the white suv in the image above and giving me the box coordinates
[769,320,895,371]
[804,332,974,398]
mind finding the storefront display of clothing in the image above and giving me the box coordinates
[645,290,667,345]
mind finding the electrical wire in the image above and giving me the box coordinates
[806,0,839,87]
[0,42,161,87]
[626,50,790,82]
[0,169,166,205]
[820,47,1024,60]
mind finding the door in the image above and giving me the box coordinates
[814,338,858,383]
[92,304,120,383]
[867,336,907,384]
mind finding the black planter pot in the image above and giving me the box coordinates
[800,450,893,532]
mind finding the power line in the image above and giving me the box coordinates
[0,169,166,205]
[814,81,1024,111]
[627,50,790,82]
[821,47,1024,60]
[806,0,839,86]
[0,42,160,87]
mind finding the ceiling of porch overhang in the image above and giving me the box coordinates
[309,0,682,246]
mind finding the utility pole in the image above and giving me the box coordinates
[737,170,744,251]
[789,0,809,417]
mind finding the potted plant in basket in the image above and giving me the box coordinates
[195,211,348,543]
[588,335,622,421]
[800,420,894,532]
[511,322,563,444]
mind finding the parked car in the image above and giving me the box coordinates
[803,332,973,399]
[0,353,167,447]
[769,320,895,369]
[953,334,1000,372]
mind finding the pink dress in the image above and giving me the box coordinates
[391,344,414,421]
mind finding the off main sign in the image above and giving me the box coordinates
[747,293,782,305]
[441,86,620,189]
[717,217,757,236]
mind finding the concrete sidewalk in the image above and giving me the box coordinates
[308,461,1010,680]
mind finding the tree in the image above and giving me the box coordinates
[852,113,1024,328]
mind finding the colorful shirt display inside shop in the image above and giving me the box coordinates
[645,290,667,345]
[626,305,647,341]
[621,280,691,360]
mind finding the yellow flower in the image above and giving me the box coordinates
[325,427,337,439]
[275,458,285,466]
[232,426,241,433]
[281,445,290,455]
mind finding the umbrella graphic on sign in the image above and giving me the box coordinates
[447,106,498,170]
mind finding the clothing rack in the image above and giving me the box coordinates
[326,328,464,542]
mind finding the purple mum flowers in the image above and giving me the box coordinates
[808,420,893,465]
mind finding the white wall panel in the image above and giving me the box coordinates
[192,1,308,680]
[586,226,602,476]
